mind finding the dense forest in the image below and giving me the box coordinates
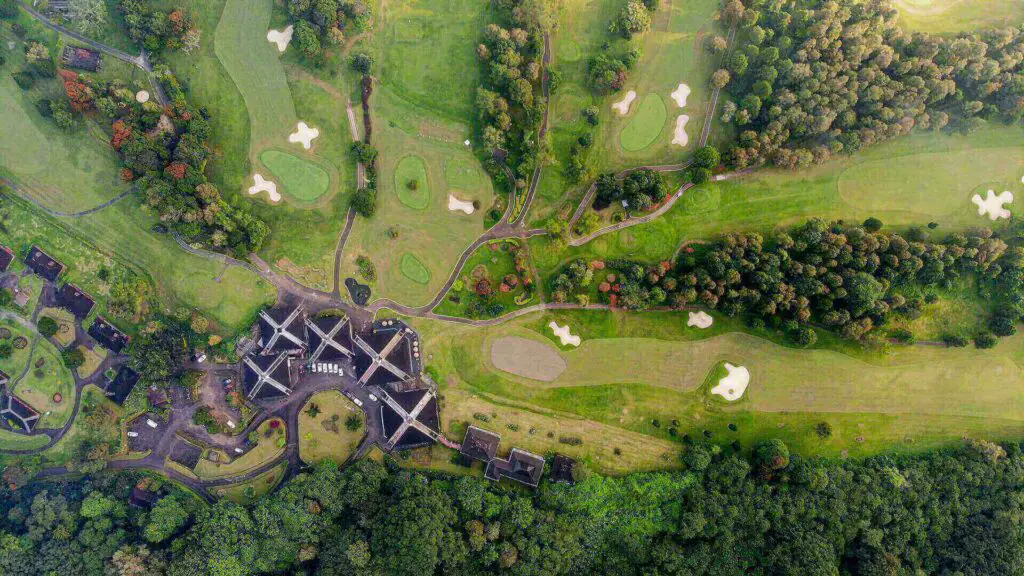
[715,0,1024,168]
[285,0,373,61]
[554,218,1024,345]
[2,440,1023,575]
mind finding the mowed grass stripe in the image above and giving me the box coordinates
[214,0,297,153]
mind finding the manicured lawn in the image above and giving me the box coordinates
[411,307,1024,467]
[77,345,107,379]
[394,155,431,209]
[298,391,364,465]
[619,94,667,152]
[341,87,495,307]
[892,0,1024,33]
[216,461,288,504]
[0,429,50,451]
[194,417,286,479]
[259,150,331,202]
[400,253,431,284]
[376,0,491,121]
[214,0,296,157]
[39,308,77,348]
[41,385,122,465]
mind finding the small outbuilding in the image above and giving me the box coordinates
[62,45,102,72]
[485,448,545,488]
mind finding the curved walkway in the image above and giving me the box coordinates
[511,32,552,227]
[22,4,151,71]
[1,177,136,218]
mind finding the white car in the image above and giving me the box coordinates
[352,397,363,407]
[195,354,207,364]
[368,393,378,402]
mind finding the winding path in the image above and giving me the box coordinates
[1,177,136,218]
[510,32,552,227]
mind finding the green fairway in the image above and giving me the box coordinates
[533,125,1024,278]
[400,253,431,284]
[214,0,297,157]
[414,308,1024,467]
[394,155,431,210]
[619,94,667,152]
[893,0,1024,33]
[341,87,494,307]
[377,0,491,120]
[259,150,331,202]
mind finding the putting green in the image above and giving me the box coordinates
[394,155,431,210]
[259,150,330,202]
[400,253,430,284]
[557,39,581,62]
[619,94,667,152]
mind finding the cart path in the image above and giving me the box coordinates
[1,177,136,218]
[511,32,552,227]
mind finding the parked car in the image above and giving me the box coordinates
[368,393,378,402]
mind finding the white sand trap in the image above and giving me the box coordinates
[710,363,749,402]
[548,322,581,347]
[671,83,691,108]
[135,90,150,103]
[288,121,320,150]
[687,311,713,329]
[491,336,566,381]
[266,25,294,53]
[972,190,1013,220]
[448,194,475,215]
[671,115,690,147]
[612,90,637,116]
[247,173,280,203]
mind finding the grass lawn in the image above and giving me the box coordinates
[619,94,668,152]
[411,307,1024,468]
[215,461,287,504]
[892,0,1024,33]
[42,385,122,465]
[341,86,495,306]
[0,429,50,451]
[298,390,364,465]
[259,150,331,202]
[376,0,491,121]
[400,253,430,284]
[394,155,431,209]
[0,319,75,429]
[194,417,286,479]
[77,344,107,379]
[533,125,1024,279]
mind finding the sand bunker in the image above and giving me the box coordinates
[612,90,637,116]
[972,189,1013,220]
[671,83,691,108]
[247,173,280,203]
[135,90,150,103]
[448,194,475,215]
[548,322,581,347]
[671,115,690,147]
[491,336,566,381]
[687,311,713,329]
[710,363,749,402]
[288,121,320,150]
[266,25,294,53]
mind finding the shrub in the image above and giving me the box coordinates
[472,412,490,423]
[863,217,883,232]
[62,347,85,369]
[356,255,376,282]
[345,413,361,431]
[351,52,373,74]
[942,333,969,347]
[889,328,915,344]
[582,105,600,126]
[558,436,583,446]
[352,187,376,217]
[684,445,712,471]
[974,331,998,349]
[815,422,833,439]
[0,340,10,359]
[694,145,721,169]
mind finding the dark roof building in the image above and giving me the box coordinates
[485,448,545,488]
[242,353,294,401]
[57,283,95,319]
[1,378,41,434]
[305,315,354,363]
[62,45,102,72]
[354,319,420,388]
[88,316,130,354]
[256,307,306,356]
[129,486,160,509]
[460,426,501,462]
[24,246,64,282]
[550,454,577,484]
[379,387,439,451]
[104,366,140,405]
[168,439,203,470]
[0,244,13,272]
